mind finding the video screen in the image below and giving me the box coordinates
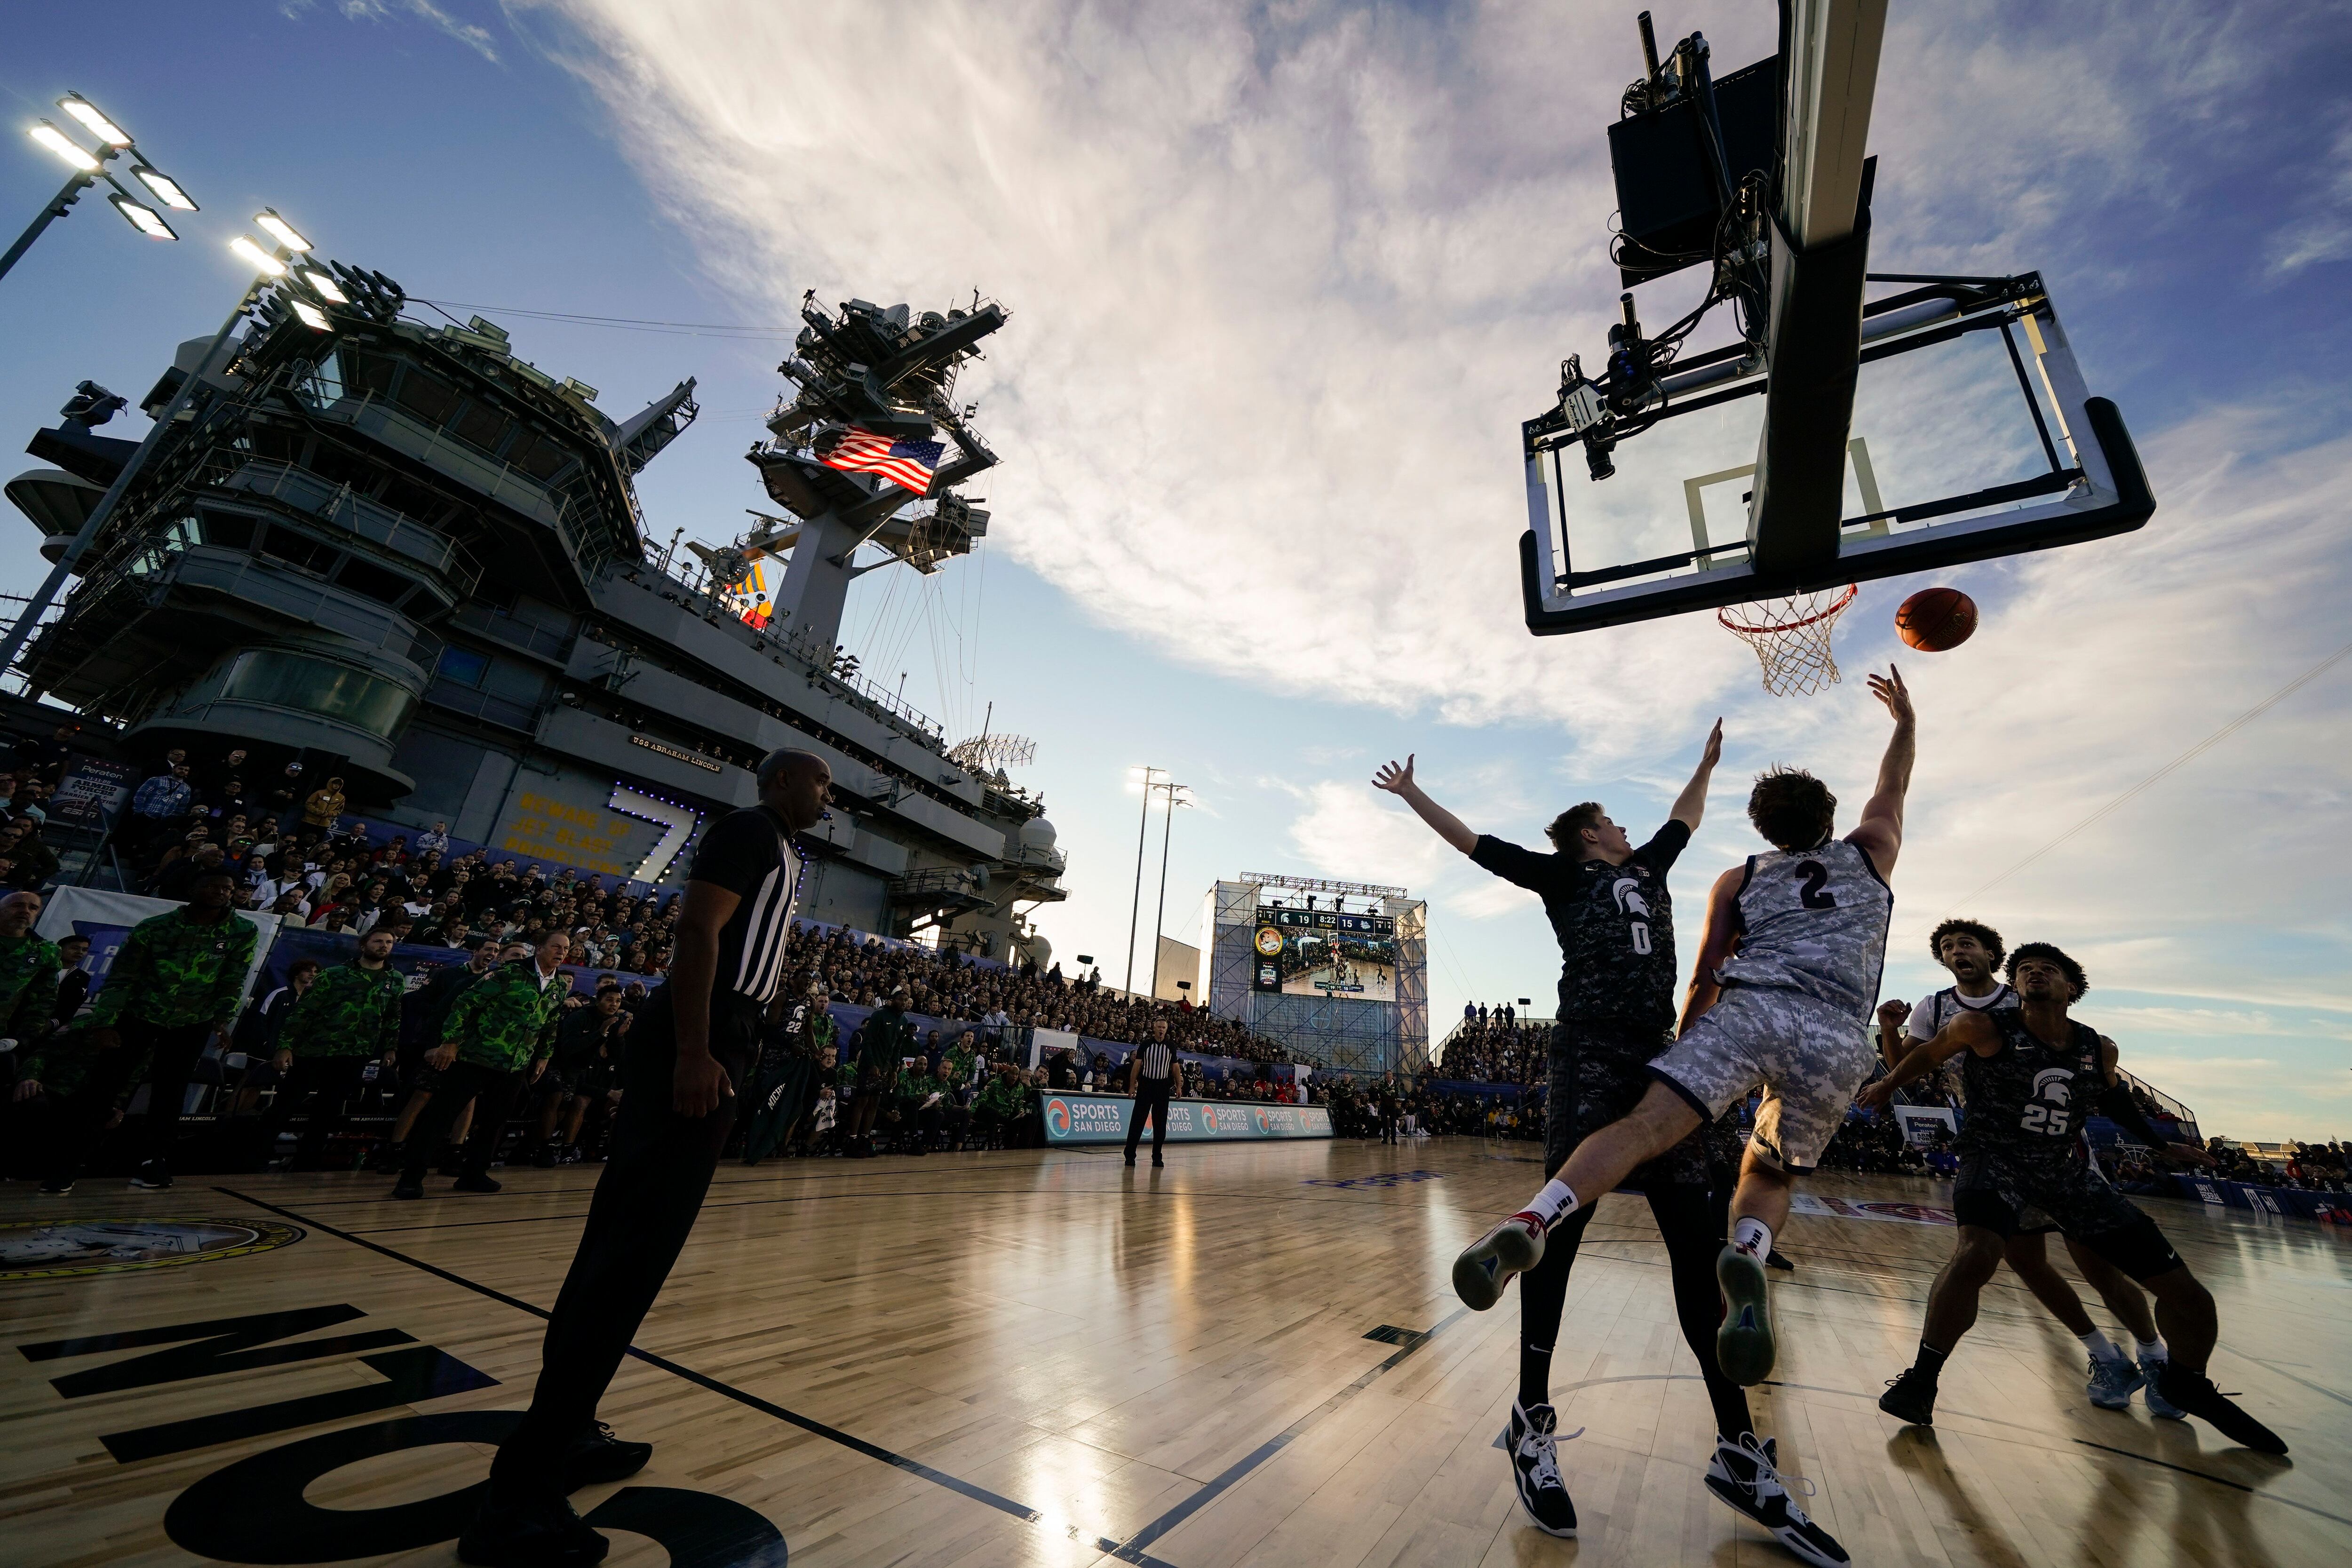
[1251,907,1396,1003]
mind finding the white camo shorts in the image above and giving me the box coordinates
[1647,984,1877,1173]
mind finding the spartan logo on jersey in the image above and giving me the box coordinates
[2032,1067,2074,1107]
[1611,877,1651,917]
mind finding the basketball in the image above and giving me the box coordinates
[1895,587,1977,651]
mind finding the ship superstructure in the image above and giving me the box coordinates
[7,264,1063,957]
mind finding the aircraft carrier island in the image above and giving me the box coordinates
[7,263,1064,959]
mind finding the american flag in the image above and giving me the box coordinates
[818,427,945,496]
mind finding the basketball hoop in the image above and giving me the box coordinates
[1718,585,1857,697]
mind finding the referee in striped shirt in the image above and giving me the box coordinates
[469,748,831,1563]
[1125,1017,1177,1168]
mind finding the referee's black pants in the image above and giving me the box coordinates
[490,989,752,1500]
[1124,1075,1172,1162]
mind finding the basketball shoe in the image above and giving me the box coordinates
[1715,1243,1775,1385]
[1877,1365,1937,1426]
[2086,1354,2145,1410]
[2139,1349,2185,1419]
[1704,1433,1849,1567]
[1452,1212,1545,1312]
[2153,1366,2288,1455]
[1504,1399,1576,1537]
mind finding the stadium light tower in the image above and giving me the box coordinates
[2,93,199,285]
[1148,781,1194,1000]
[0,214,325,681]
[1123,766,1170,994]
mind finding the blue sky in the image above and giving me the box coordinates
[5,2,2348,1139]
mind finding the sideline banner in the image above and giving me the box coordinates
[1037,1093,1333,1145]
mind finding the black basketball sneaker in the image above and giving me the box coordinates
[1878,1365,1938,1426]
[1504,1399,1576,1537]
[2154,1366,2288,1455]
[1704,1433,1849,1567]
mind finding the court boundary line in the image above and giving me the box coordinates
[1095,1306,1469,1565]
[211,1186,1066,1535]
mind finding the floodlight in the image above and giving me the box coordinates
[302,268,348,303]
[130,164,197,211]
[108,193,177,241]
[57,93,131,147]
[230,235,287,277]
[286,296,333,332]
[28,122,99,173]
[253,209,311,253]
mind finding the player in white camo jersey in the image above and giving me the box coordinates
[1443,668,1912,1568]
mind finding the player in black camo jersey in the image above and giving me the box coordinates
[1864,943,2284,1454]
[1376,723,1839,1560]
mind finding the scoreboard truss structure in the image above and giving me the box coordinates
[1202,872,1428,1075]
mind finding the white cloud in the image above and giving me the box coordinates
[303,0,502,62]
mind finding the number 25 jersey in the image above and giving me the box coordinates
[1713,839,1891,1018]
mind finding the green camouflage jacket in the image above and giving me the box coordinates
[280,962,405,1060]
[442,961,568,1072]
[976,1071,1028,1117]
[87,907,256,1030]
[0,931,61,1040]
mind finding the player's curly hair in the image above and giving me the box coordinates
[2005,942,2088,1002]
[1546,802,1605,853]
[1746,767,1836,851]
[1928,918,2004,968]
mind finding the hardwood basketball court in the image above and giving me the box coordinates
[3,1136,2345,1567]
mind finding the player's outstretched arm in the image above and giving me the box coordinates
[2095,1035,2217,1168]
[1847,665,1916,876]
[1856,1010,1989,1110]
[1676,865,1745,1035]
[1371,754,1478,855]
[1668,718,1724,832]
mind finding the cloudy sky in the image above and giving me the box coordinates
[5,2,2347,1138]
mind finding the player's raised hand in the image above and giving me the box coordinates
[1876,999,1910,1031]
[1699,717,1723,769]
[1372,756,1416,796]
[1867,664,1914,724]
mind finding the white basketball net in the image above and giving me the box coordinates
[1718,585,1857,697]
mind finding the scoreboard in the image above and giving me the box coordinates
[1252,907,1397,1001]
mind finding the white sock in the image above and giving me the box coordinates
[2136,1336,2168,1361]
[2078,1329,2126,1364]
[1520,1179,1578,1229]
[1730,1217,1773,1260]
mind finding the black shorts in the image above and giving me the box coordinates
[1547,1023,1711,1189]
[1953,1153,2183,1281]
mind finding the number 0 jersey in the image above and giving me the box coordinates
[1470,820,1689,1037]
[1712,838,1891,1017]
[1958,1010,2104,1172]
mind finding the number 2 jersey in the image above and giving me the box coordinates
[1470,820,1688,1041]
[1712,839,1892,1019]
[1957,1010,2103,1173]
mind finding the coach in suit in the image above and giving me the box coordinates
[1124,1018,1177,1168]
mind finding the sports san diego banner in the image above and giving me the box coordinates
[1037,1094,1333,1145]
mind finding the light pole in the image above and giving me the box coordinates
[0,212,328,684]
[1123,765,1168,994]
[3,93,199,285]
[1147,780,1192,1000]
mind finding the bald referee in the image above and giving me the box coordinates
[465,749,831,1566]
[1124,1017,1176,1168]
